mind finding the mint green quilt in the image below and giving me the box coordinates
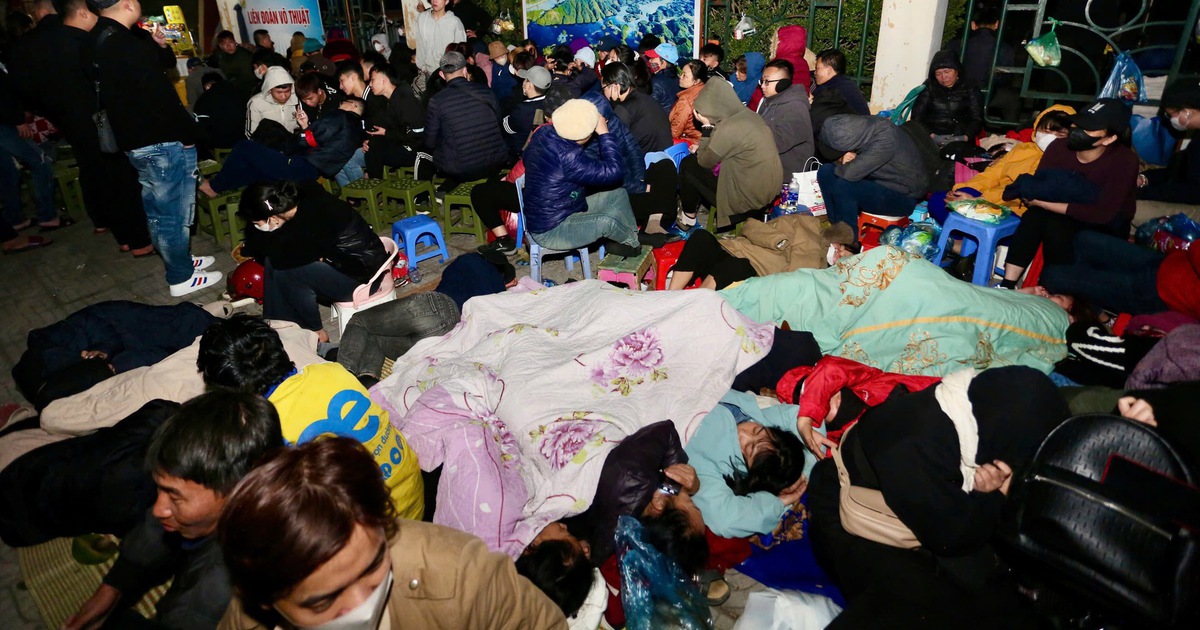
[720,246,1069,376]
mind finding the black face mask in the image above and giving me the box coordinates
[1066,127,1101,151]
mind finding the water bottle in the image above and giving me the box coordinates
[787,177,800,208]
[780,182,791,207]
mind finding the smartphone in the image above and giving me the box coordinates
[656,470,681,496]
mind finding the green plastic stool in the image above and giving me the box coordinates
[213,148,232,165]
[197,190,243,249]
[440,179,487,244]
[198,159,220,177]
[381,177,435,224]
[53,163,85,217]
[339,178,389,232]
[383,165,416,180]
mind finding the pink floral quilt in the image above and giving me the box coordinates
[370,280,774,557]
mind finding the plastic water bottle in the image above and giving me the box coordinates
[787,177,800,208]
[780,182,791,207]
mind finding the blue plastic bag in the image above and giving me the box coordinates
[615,516,711,630]
[1100,52,1148,105]
[1131,114,1177,166]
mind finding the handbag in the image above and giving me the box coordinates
[831,424,921,549]
[793,157,826,217]
[92,27,120,154]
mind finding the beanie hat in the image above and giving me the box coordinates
[574,47,596,68]
[552,99,600,141]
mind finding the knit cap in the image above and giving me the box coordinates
[552,99,600,141]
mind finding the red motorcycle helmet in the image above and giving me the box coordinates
[227,260,265,303]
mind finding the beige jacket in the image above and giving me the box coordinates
[718,214,829,276]
[218,521,568,630]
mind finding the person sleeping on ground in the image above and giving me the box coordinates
[807,365,1070,628]
[719,245,1075,376]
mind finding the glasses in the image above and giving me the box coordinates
[760,77,784,85]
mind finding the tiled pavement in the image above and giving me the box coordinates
[0,208,595,628]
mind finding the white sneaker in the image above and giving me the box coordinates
[676,210,698,228]
[170,270,224,297]
[192,255,216,271]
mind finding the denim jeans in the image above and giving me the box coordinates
[263,259,362,331]
[211,139,320,193]
[337,291,460,378]
[1040,231,1168,315]
[529,188,640,250]
[336,148,366,186]
[817,163,919,239]
[0,125,57,225]
[126,142,198,285]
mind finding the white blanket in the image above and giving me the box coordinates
[371,280,774,556]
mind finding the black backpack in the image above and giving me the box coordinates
[999,414,1200,628]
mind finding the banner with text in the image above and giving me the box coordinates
[215,0,324,48]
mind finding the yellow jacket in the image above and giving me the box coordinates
[953,104,1075,216]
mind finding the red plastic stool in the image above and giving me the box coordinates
[858,213,910,250]
[652,240,686,290]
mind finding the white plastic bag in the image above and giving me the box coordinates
[732,588,843,630]
[795,157,825,216]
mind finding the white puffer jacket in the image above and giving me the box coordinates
[245,66,299,137]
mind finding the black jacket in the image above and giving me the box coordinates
[810,74,870,116]
[946,28,1015,89]
[194,81,249,151]
[562,421,687,564]
[0,61,24,126]
[613,89,672,154]
[821,114,930,198]
[911,50,984,138]
[294,109,363,178]
[9,15,97,140]
[90,17,197,150]
[0,400,178,548]
[424,77,510,179]
[380,83,426,146]
[502,95,543,156]
[242,183,386,283]
[845,366,1067,556]
[104,509,232,630]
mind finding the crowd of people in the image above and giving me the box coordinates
[1,0,1199,628]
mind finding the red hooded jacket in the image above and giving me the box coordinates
[748,25,813,111]
[776,356,941,446]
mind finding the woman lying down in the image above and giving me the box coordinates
[368,281,819,619]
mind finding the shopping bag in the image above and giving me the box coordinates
[1025,18,1062,68]
[795,158,826,216]
[1100,51,1148,105]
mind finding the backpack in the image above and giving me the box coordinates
[999,414,1200,627]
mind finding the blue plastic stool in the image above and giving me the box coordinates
[392,215,449,269]
[929,212,1021,286]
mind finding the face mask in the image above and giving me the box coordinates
[253,220,276,232]
[254,67,265,80]
[826,244,839,266]
[1170,110,1190,132]
[284,571,392,630]
[1066,127,1100,151]
[1034,131,1056,152]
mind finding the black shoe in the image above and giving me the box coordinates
[637,232,669,249]
[477,236,517,256]
[604,240,642,258]
[356,373,379,389]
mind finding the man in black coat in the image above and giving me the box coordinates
[363,63,426,178]
[193,73,249,156]
[421,51,511,190]
[9,0,151,253]
[90,0,219,297]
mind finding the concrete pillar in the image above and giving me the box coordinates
[869,0,951,113]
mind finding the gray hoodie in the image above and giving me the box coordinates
[245,66,299,137]
[820,114,930,198]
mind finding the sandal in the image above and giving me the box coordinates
[38,216,77,232]
[2,235,53,254]
[699,569,731,606]
[11,219,32,231]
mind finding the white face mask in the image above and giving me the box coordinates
[1171,110,1191,132]
[253,220,277,232]
[1034,131,1056,152]
[284,570,392,630]
[826,244,839,266]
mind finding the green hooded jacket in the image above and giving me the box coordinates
[694,80,783,227]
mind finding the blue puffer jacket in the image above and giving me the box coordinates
[524,127,623,234]
[581,91,645,199]
[651,68,678,112]
[731,52,765,104]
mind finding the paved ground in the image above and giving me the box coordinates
[0,207,596,628]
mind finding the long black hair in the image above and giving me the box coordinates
[515,539,593,617]
[723,427,807,496]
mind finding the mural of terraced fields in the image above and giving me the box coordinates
[524,0,698,57]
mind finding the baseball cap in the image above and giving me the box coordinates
[646,42,679,65]
[302,38,324,55]
[1068,98,1132,132]
[596,35,620,52]
[439,51,468,73]
[517,65,552,90]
